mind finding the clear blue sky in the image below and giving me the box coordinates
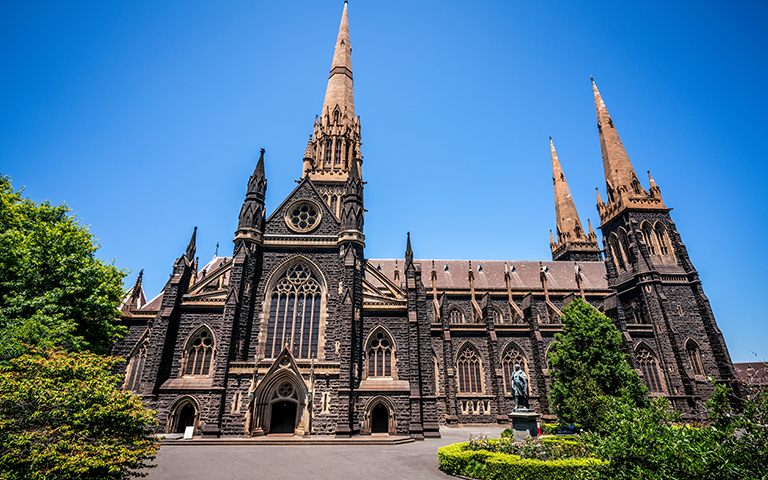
[2,1,766,363]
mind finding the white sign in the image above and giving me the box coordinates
[183,426,194,439]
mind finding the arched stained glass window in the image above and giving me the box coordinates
[325,139,332,165]
[500,344,527,394]
[335,139,342,165]
[641,222,658,255]
[265,263,323,359]
[637,346,664,393]
[367,329,394,378]
[456,345,483,394]
[492,308,503,324]
[686,340,705,376]
[125,338,148,391]
[654,223,673,256]
[183,327,215,377]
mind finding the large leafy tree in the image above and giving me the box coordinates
[548,298,647,430]
[0,175,126,360]
[0,348,159,480]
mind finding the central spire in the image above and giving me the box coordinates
[322,1,354,120]
[302,2,362,193]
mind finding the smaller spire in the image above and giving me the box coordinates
[255,148,265,177]
[587,218,597,241]
[186,227,197,260]
[405,232,413,267]
[550,230,556,249]
[596,187,604,207]
[304,137,314,160]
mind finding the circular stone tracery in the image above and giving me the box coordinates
[277,383,294,398]
[285,200,321,233]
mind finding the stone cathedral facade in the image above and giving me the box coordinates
[112,3,739,438]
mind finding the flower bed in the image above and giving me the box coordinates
[438,438,606,480]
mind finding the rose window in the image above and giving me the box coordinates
[285,200,321,232]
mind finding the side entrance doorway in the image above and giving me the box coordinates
[371,404,389,434]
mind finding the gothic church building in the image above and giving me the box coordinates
[113,3,739,438]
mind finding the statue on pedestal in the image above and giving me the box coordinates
[512,364,529,411]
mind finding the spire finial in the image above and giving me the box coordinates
[405,232,413,267]
[186,226,197,260]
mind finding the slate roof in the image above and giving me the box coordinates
[368,259,609,292]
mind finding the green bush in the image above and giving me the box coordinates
[438,441,605,480]
[541,423,558,435]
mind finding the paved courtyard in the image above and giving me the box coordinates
[146,426,505,480]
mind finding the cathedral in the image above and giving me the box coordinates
[112,3,739,439]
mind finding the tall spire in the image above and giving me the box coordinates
[303,2,362,188]
[549,138,600,262]
[405,232,413,269]
[322,1,354,120]
[593,79,665,224]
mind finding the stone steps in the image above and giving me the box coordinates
[160,435,415,446]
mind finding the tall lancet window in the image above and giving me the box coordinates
[636,345,665,393]
[265,262,323,359]
[335,139,342,165]
[366,328,395,378]
[183,327,215,377]
[325,140,332,165]
[456,344,483,394]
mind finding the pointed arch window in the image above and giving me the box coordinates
[456,344,483,394]
[641,222,658,255]
[265,262,323,359]
[124,338,148,391]
[491,307,503,324]
[500,343,528,394]
[433,351,440,395]
[636,345,665,393]
[183,327,215,377]
[335,139,342,165]
[686,340,705,377]
[618,228,633,263]
[448,307,464,324]
[366,329,395,378]
[608,233,625,271]
[654,223,674,256]
[325,139,332,165]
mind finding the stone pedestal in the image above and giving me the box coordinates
[508,410,540,442]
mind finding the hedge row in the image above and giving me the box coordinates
[438,442,606,480]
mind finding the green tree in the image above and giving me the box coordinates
[548,299,647,430]
[0,348,159,480]
[0,175,126,360]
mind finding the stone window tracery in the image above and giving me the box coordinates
[335,139,342,165]
[654,223,674,257]
[500,343,527,394]
[637,345,665,393]
[265,263,323,359]
[285,201,321,233]
[686,340,705,376]
[456,345,483,394]
[448,307,464,324]
[608,233,625,271]
[183,327,215,377]
[641,222,658,255]
[325,139,332,165]
[124,338,148,391]
[367,329,394,378]
[491,308,503,324]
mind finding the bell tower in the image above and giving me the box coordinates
[592,79,738,410]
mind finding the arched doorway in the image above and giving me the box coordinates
[174,403,196,434]
[371,404,389,434]
[270,400,297,434]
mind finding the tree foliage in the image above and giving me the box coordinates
[548,299,647,430]
[0,348,159,480]
[0,176,126,360]
[583,380,768,480]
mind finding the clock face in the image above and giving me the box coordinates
[285,200,321,233]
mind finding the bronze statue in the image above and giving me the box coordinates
[512,364,529,410]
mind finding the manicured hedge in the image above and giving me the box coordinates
[438,441,606,480]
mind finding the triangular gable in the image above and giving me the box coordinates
[185,259,232,303]
[264,177,340,235]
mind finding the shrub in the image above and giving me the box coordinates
[438,440,605,480]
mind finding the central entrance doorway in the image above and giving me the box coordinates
[175,404,196,434]
[270,401,297,434]
[371,404,389,434]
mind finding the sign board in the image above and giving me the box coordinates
[183,426,194,439]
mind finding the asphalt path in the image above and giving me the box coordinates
[145,425,505,480]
